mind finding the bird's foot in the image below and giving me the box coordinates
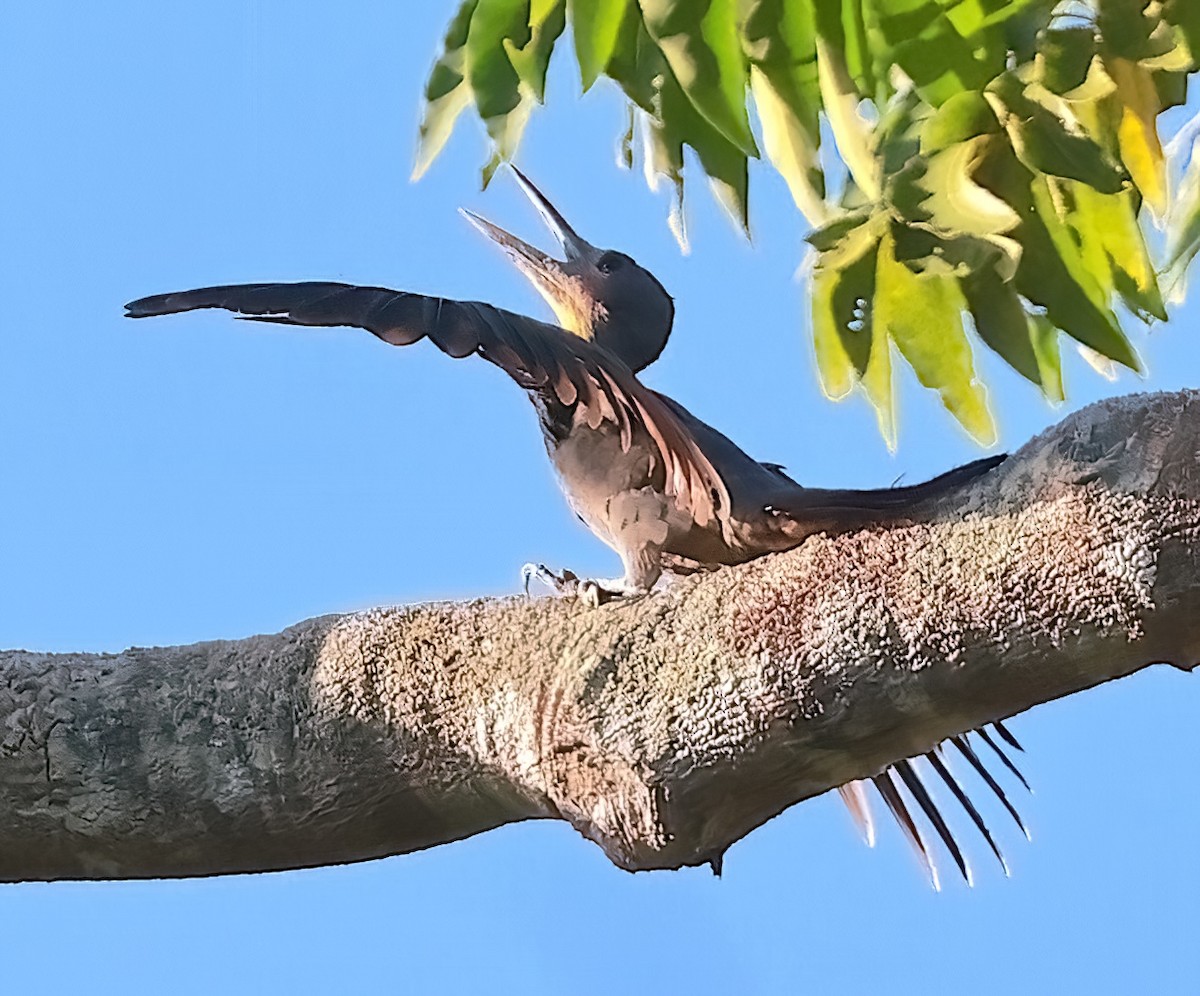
[520,564,623,607]
[522,563,577,596]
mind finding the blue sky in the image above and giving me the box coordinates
[1,3,1197,993]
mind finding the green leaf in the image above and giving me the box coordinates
[739,0,816,76]
[861,304,895,448]
[877,225,996,444]
[806,208,874,251]
[961,266,1065,404]
[931,0,1050,35]
[465,0,529,122]
[873,86,926,175]
[604,4,665,112]
[809,211,903,446]
[871,0,1002,107]
[617,103,636,169]
[740,0,825,222]
[1038,25,1096,94]
[971,141,1138,371]
[604,13,688,240]
[833,0,879,98]
[962,269,1039,385]
[986,74,1128,193]
[921,90,1000,153]
[1028,314,1065,404]
[1018,174,1140,369]
[1154,68,1189,112]
[569,0,628,90]
[641,0,759,156]
[962,269,1064,398]
[416,0,565,182]
[605,12,748,238]
[662,76,751,231]
[811,0,888,199]
[462,0,534,176]
[413,0,481,180]
[914,136,1022,274]
[508,0,567,103]
[1097,0,1163,62]
[1163,0,1200,67]
[925,155,1021,239]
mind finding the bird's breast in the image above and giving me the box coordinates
[541,410,676,546]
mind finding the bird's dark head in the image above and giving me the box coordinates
[461,167,674,373]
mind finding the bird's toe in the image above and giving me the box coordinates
[521,563,582,597]
[578,581,603,609]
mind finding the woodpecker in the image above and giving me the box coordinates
[126,168,1026,888]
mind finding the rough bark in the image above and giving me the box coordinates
[2,390,1198,882]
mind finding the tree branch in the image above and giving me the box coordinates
[3,391,1198,882]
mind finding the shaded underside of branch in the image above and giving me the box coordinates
[1,391,1198,881]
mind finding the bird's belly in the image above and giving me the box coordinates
[547,422,681,553]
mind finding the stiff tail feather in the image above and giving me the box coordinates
[837,721,1031,887]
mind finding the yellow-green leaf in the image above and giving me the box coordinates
[1060,180,1165,321]
[876,225,996,445]
[811,268,857,400]
[739,0,824,223]
[750,67,826,224]
[1106,55,1167,214]
[861,299,895,449]
[917,136,1022,272]
[809,211,885,399]
[962,269,1062,400]
[815,34,880,200]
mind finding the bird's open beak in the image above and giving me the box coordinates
[461,167,598,336]
[459,209,562,280]
[508,166,592,262]
[460,167,594,270]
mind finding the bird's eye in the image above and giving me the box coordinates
[597,253,626,275]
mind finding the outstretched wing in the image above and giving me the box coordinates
[126,282,728,525]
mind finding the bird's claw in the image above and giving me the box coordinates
[578,580,603,609]
[521,563,611,607]
[521,563,580,597]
